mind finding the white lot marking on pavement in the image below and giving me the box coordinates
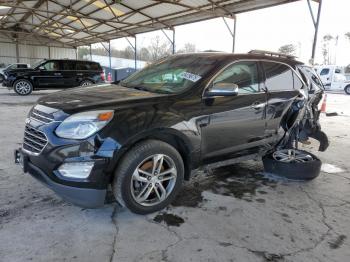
[321,163,345,174]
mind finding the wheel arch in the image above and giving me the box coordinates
[111,128,198,181]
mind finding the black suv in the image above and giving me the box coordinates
[15,52,327,214]
[3,59,104,95]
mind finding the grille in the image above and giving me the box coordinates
[30,109,54,124]
[23,125,48,154]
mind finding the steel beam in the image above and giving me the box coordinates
[222,16,237,53]
[161,28,175,54]
[125,37,137,70]
[308,0,323,64]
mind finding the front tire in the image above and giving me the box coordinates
[113,140,184,214]
[344,85,350,95]
[14,79,33,95]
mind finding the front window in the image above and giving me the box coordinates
[212,61,259,94]
[121,56,217,94]
[42,61,60,71]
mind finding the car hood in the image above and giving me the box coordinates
[37,83,168,113]
[5,68,32,74]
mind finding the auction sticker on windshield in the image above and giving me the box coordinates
[180,72,202,82]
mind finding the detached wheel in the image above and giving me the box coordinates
[344,85,350,95]
[113,140,184,214]
[80,80,93,87]
[14,79,33,95]
[263,149,321,180]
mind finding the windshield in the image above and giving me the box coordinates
[33,60,46,69]
[121,55,218,94]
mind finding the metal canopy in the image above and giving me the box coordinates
[0,0,302,47]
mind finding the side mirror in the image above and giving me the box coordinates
[207,83,239,97]
[38,66,45,71]
[335,69,341,74]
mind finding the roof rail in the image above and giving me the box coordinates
[248,50,296,60]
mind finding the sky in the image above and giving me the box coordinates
[110,0,350,66]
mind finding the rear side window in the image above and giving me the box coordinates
[89,62,100,71]
[263,62,293,91]
[17,64,27,69]
[293,73,304,90]
[62,61,75,70]
[320,68,330,75]
[213,61,259,94]
[76,62,90,70]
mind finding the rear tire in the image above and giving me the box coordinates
[263,149,321,180]
[112,140,184,214]
[344,85,350,95]
[14,79,33,96]
[80,80,93,87]
[0,74,4,83]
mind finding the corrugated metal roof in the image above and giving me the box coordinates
[0,0,301,47]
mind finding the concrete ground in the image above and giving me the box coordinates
[0,87,349,262]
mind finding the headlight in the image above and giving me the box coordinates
[55,110,114,139]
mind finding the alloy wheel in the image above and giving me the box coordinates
[273,149,314,163]
[130,154,177,207]
[15,81,31,95]
[81,81,92,87]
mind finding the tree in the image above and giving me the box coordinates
[345,32,350,41]
[148,36,172,61]
[278,44,296,56]
[77,46,90,60]
[322,34,333,65]
[177,43,196,54]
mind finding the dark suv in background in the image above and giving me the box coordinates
[2,59,105,95]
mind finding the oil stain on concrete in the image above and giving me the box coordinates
[153,213,185,227]
[172,161,277,207]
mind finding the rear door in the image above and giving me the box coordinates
[201,60,268,161]
[61,60,78,88]
[262,61,301,137]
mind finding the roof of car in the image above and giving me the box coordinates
[173,52,304,67]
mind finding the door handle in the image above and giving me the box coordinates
[251,101,266,110]
[54,73,61,76]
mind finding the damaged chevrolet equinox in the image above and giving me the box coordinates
[15,51,328,214]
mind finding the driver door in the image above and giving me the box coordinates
[201,60,268,162]
[35,60,64,88]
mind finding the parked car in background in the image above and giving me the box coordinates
[15,51,328,214]
[0,63,30,83]
[2,59,105,95]
[314,65,350,94]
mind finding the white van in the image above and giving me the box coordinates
[315,65,350,94]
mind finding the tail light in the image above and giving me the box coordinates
[100,72,105,82]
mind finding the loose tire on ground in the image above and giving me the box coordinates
[14,79,33,96]
[263,149,321,180]
[112,140,184,214]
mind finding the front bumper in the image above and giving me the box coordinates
[15,148,107,208]
[2,78,13,88]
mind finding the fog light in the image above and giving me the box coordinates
[58,162,94,179]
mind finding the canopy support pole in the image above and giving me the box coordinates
[307,0,323,64]
[126,36,137,70]
[161,28,175,54]
[222,15,237,53]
